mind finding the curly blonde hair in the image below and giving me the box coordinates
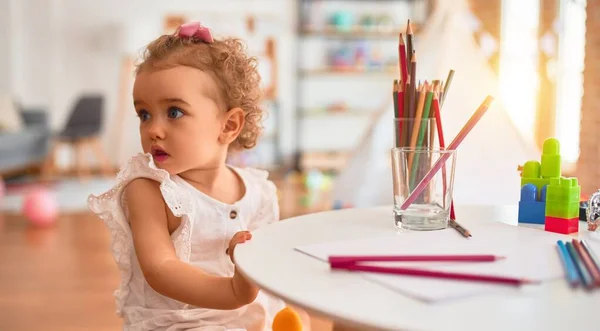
[135,34,264,150]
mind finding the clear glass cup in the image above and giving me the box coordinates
[391,147,456,230]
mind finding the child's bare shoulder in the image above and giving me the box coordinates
[123,178,167,216]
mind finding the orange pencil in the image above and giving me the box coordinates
[408,82,427,169]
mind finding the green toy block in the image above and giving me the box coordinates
[520,160,551,199]
[545,177,581,219]
[545,201,580,218]
[522,160,541,178]
[520,178,551,199]
[546,177,580,201]
[541,138,561,178]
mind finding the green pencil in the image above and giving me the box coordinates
[410,83,434,189]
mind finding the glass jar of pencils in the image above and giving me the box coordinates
[391,146,457,231]
[393,118,436,148]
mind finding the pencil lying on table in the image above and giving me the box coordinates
[331,263,536,287]
[448,219,471,238]
[328,254,502,267]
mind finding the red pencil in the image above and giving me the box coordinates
[397,82,405,146]
[329,254,503,267]
[433,94,457,220]
[332,263,536,287]
[399,33,408,86]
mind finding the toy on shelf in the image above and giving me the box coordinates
[517,138,581,234]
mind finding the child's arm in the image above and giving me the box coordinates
[124,178,258,310]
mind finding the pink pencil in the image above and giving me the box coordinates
[329,255,504,267]
[400,96,494,210]
[332,263,535,287]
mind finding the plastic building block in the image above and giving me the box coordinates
[540,138,561,178]
[520,161,551,199]
[545,177,581,219]
[544,216,579,234]
[518,184,546,224]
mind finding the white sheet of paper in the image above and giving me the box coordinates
[295,221,599,302]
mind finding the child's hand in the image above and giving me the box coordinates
[226,231,252,264]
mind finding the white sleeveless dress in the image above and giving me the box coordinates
[87,153,286,331]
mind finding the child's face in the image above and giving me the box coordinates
[133,65,227,174]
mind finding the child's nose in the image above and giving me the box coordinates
[147,120,166,140]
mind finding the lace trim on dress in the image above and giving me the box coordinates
[87,153,195,315]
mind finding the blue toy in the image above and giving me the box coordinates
[518,183,547,224]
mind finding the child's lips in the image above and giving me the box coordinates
[151,147,169,162]
[153,153,169,162]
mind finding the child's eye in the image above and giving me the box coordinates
[167,107,184,119]
[137,110,150,122]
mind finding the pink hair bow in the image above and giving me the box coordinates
[176,21,214,43]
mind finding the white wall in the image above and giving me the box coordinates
[8,0,298,167]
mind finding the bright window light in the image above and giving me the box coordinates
[499,0,540,143]
[555,0,586,163]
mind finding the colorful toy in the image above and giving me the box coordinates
[544,177,580,234]
[22,188,58,227]
[272,307,303,331]
[518,138,581,234]
[0,176,5,201]
[518,184,546,224]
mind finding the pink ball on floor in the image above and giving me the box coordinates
[0,177,5,201]
[22,188,58,226]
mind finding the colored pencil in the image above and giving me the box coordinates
[329,255,503,267]
[429,81,439,149]
[416,83,434,150]
[397,81,405,147]
[431,91,448,211]
[409,83,434,188]
[409,52,417,120]
[402,81,410,147]
[332,263,536,287]
[408,82,427,174]
[566,241,594,289]
[448,219,471,238]
[573,240,600,287]
[581,239,600,275]
[408,83,427,166]
[557,240,580,287]
[400,96,494,210]
[393,80,399,147]
[432,85,459,227]
[406,20,413,79]
[399,33,408,86]
[441,69,454,106]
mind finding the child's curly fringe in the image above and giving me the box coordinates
[136,35,264,150]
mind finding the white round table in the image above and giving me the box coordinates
[235,205,599,331]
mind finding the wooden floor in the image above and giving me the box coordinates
[0,176,335,331]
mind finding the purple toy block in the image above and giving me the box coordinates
[518,184,546,224]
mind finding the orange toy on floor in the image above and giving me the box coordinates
[273,307,303,331]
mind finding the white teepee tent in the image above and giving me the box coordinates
[331,0,540,208]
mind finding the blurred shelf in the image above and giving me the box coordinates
[300,24,419,39]
[299,66,397,76]
[299,109,375,118]
[300,151,351,172]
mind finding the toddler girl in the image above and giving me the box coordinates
[88,22,307,331]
